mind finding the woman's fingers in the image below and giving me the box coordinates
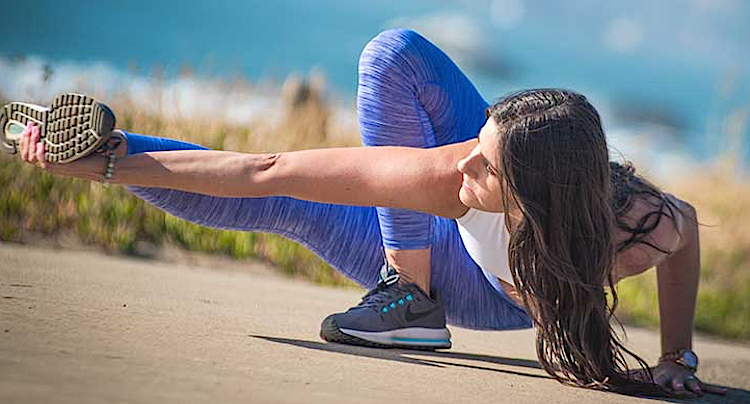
[680,374,728,397]
[19,124,29,161]
[670,378,700,399]
[684,377,702,395]
[16,123,48,169]
[645,361,726,398]
[28,124,40,164]
[35,141,46,168]
[670,378,685,394]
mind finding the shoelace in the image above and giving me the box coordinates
[356,282,405,311]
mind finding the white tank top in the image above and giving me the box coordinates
[455,208,514,285]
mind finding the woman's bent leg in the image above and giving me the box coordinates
[356,29,531,330]
[357,28,488,251]
[318,29,529,346]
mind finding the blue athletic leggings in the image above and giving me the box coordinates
[125,29,531,331]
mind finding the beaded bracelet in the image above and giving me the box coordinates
[103,152,116,182]
[98,135,123,183]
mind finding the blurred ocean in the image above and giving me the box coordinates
[1,0,748,175]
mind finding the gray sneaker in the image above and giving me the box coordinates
[320,264,451,350]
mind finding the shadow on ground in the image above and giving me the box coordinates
[249,335,750,404]
[250,334,546,379]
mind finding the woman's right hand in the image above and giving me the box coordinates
[18,122,108,182]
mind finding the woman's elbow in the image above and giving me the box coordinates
[218,152,281,197]
[664,194,698,251]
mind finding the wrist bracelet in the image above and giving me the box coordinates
[103,151,116,183]
[98,133,123,184]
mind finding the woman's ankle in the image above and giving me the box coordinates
[385,248,432,296]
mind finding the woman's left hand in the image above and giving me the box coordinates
[630,361,727,397]
[19,122,107,181]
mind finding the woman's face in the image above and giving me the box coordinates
[457,118,504,212]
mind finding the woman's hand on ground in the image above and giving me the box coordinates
[18,122,106,181]
[630,361,727,398]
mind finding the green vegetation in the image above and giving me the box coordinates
[1,88,748,341]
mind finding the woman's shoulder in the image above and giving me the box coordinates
[614,192,696,280]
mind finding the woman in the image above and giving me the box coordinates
[2,29,718,397]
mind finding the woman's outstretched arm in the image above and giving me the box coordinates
[22,124,472,218]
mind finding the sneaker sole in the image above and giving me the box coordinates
[320,317,451,351]
[0,93,115,163]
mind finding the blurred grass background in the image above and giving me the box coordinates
[1,81,748,342]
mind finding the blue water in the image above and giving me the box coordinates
[2,0,749,163]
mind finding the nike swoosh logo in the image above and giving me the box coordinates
[404,304,441,323]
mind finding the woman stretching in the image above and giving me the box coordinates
[2,29,718,397]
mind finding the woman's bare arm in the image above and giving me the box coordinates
[613,194,719,394]
[616,193,699,351]
[653,197,699,355]
[85,142,473,218]
[271,144,471,217]
[613,195,699,345]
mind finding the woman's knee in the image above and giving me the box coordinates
[358,29,431,77]
[363,28,427,54]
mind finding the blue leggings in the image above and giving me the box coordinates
[125,29,531,331]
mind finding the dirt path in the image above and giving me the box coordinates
[1,243,748,404]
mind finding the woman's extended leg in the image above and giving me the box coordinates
[124,132,385,289]
[122,134,529,331]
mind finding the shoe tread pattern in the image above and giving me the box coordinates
[45,94,115,163]
[0,93,115,163]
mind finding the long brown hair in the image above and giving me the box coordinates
[489,89,665,394]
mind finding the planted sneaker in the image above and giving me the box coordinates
[320,263,451,350]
